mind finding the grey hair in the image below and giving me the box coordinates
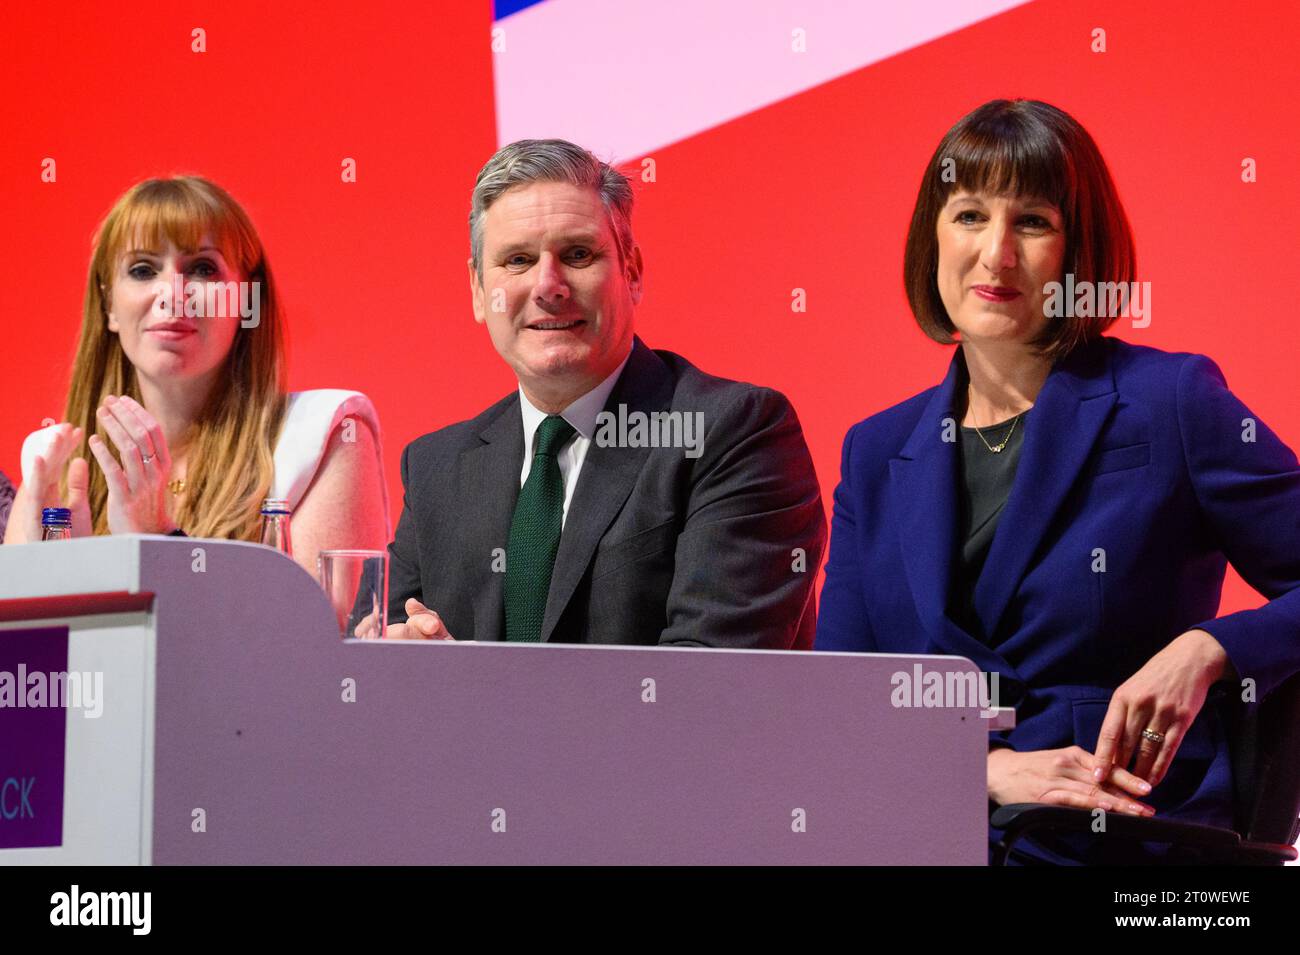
[469,139,635,279]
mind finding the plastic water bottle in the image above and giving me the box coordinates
[41,507,72,541]
[259,499,293,557]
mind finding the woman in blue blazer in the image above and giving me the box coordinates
[816,99,1300,863]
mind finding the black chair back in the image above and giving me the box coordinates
[1232,670,1300,846]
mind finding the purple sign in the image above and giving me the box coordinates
[0,626,68,849]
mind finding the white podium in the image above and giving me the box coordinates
[0,536,997,864]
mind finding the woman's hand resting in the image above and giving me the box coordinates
[988,745,1155,816]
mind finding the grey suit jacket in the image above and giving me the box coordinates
[387,337,826,648]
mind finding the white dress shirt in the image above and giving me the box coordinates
[518,351,632,528]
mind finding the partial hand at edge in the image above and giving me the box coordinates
[382,597,455,640]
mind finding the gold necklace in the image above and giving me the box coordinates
[972,412,1023,454]
[168,478,186,496]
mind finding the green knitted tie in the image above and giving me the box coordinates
[505,415,576,642]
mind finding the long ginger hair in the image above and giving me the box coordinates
[65,176,286,540]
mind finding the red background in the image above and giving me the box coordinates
[3,0,1297,616]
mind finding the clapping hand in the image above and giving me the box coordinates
[86,395,178,535]
[3,423,91,543]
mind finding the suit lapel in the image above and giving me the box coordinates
[457,399,523,642]
[973,338,1116,640]
[887,340,1117,684]
[889,351,966,655]
[539,338,671,643]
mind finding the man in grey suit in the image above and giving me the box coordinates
[384,139,824,648]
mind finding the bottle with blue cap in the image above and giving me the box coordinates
[42,507,73,541]
[259,498,293,557]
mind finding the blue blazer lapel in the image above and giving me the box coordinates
[888,352,964,655]
[886,348,1028,689]
[973,338,1117,641]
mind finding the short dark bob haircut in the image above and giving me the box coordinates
[903,99,1136,362]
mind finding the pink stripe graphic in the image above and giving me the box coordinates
[492,0,1031,159]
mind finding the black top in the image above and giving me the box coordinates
[949,411,1027,642]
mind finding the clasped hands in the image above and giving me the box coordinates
[988,628,1232,816]
[22,397,455,643]
[4,395,178,544]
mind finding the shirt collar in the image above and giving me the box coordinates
[518,349,633,448]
